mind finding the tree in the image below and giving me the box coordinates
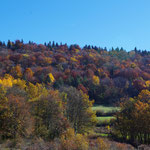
[60,87,97,134]
[32,90,69,139]
[24,68,34,82]
[10,65,22,78]
[137,89,150,103]
[113,90,150,145]
[60,128,89,150]
[0,41,2,46]
[92,75,100,85]
[7,40,12,49]
[26,82,47,101]
[0,74,14,88]
[45,73,55,84]
[0,93,33,139]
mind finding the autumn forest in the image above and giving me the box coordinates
[0,40,150,149]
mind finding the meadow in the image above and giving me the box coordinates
[92,105,120,114]
[92,105,120,136]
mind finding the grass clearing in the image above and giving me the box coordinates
[97,116,115,122]
[99,133,109,137]
[92,105,120,114]
[96,116,116,126]
[92,105,119,126]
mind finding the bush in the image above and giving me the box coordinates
[96,137,109,150]
[60,128,89,150]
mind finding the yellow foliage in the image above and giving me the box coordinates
[26,83,48,101]
[26,83,38,100]
[0,80,2,85]
[13,78,26,89]
[145,80,150,87]
[23,54,29,57]
[76,55,82,59]
[92,75,100,85]
[130,63,136,68]
[48,73,55,83]
[70,57,78,62]
[0,74,27,89]
[4,74,13,79]
[74,49,79,53]
[61,128,74,140]
[80,90,95,109]
[2,78,13,87]
[45,57,52,64]
[80,91,97,131]
[98,68,103,74]
[96,137,109,150]
[61,128,89,150]
[0,74,13,88]
[75,134,89,150]
[11,65,22,78]
[138,89,150,103]
[107,125,111,131]
[115,93,150,143]
[89,52,95,58]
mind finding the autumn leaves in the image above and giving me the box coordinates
[113,89,150,145]
[0,76,97,142]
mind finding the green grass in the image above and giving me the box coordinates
[91,132,109,137]
[97,116,115,121]
[99,133,109,137]
[92,105,119,126]
[96,116,116,126]
[97,116,115,122]
[92,105,120,113]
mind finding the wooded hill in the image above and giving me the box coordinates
[0,40,150,105]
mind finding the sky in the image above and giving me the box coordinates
[0,0,150,51]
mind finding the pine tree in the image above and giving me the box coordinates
[7,40,12,48]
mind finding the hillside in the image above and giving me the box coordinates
[0,40,150,149]
[0,40,150,105]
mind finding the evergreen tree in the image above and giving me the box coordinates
[52,41,55,47]
[7,40,12,48]
[0,41,3,46]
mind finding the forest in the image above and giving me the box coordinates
[0,40,150,149]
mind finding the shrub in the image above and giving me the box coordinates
[60,128,89,150]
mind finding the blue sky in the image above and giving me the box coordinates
[0,0,150,51]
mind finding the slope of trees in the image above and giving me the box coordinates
[0,40,150,105]
[0,40,150,148]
